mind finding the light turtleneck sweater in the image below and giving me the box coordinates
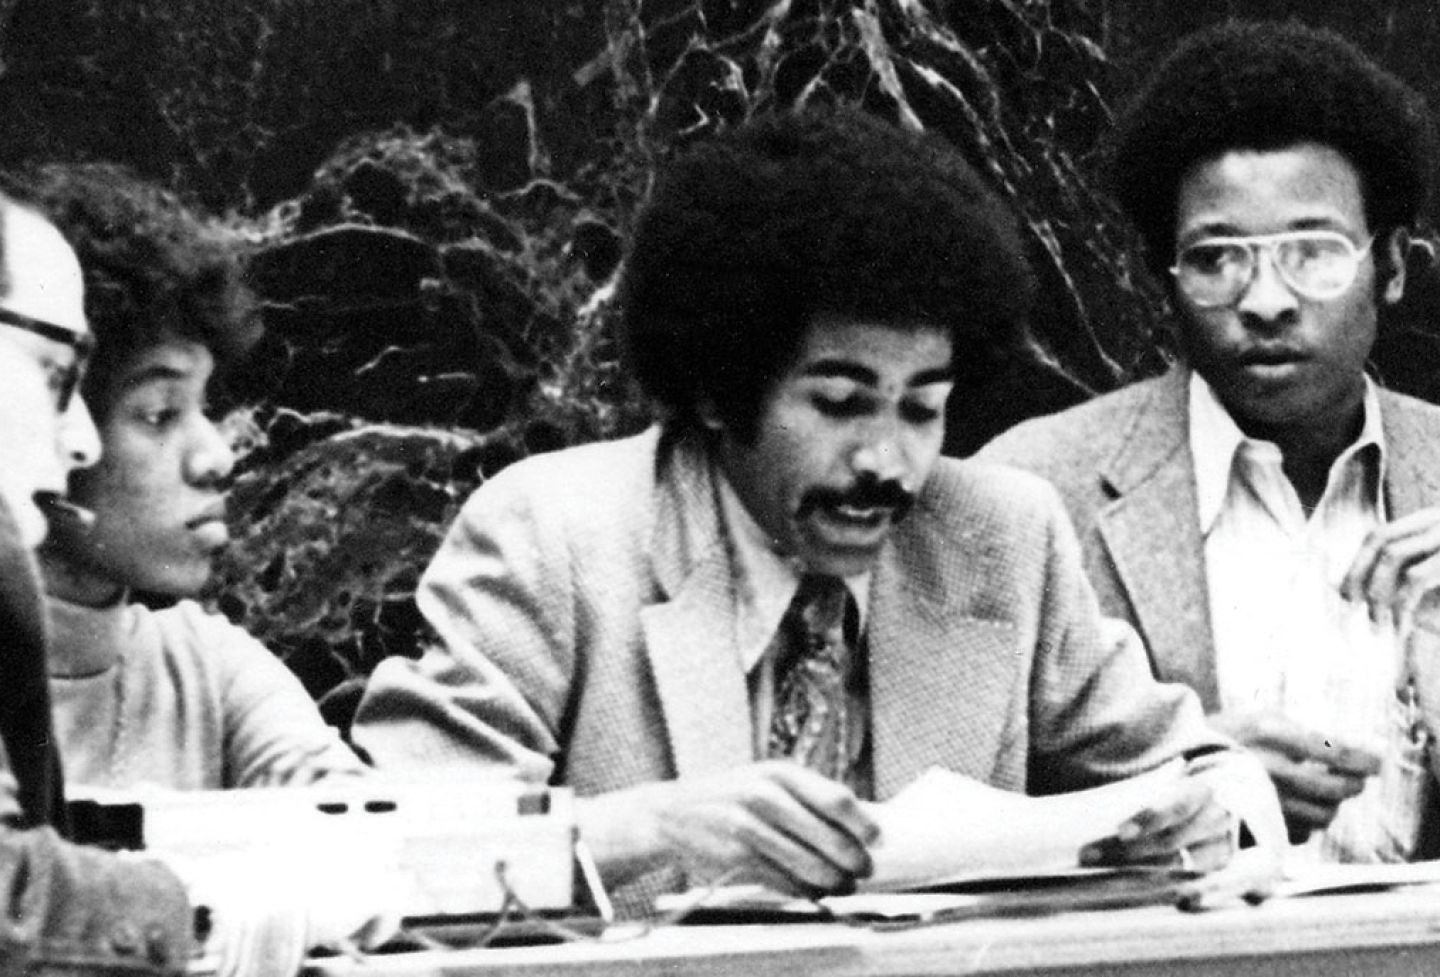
[46,595,366,790]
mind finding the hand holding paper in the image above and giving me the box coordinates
[1088,750,1287,909]
[858,760,1191,892]
[858,753,1283,895]
[581,760,879,897]
[1080,771,1233,871]
[662,756,1284,919]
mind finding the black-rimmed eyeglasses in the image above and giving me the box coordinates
[0,306,93,411]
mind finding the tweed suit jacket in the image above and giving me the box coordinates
[977,365,1440,712]
[355,426,1262,913]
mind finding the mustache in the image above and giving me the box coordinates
[796,477,917,522]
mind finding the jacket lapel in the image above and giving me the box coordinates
[867,516,1021,800]
[640,438,754,778]
[1376,393,1440,858]
[1380,390,1440,518]
[1094,368,1219,708]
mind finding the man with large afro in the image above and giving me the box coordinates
[355,103,1282,916]
[982,19,1440,864]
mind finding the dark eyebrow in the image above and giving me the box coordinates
[116,362,192,392]
[1179,222,1243,243]
[1183,217,1354,241]
[800,359,954,388]
[1289,217,1357,234]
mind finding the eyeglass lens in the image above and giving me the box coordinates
[1175,234,1363,306]
[0,306,91,411]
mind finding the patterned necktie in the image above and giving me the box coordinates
[767,573,857,783]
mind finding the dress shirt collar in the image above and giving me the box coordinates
[713,465,870,674]
[1189,370,1386,536]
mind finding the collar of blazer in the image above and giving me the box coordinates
[1097,366,1192,497]
[641,433,755,776]
[1377,386,1440,518]
[1091,367,1219,707]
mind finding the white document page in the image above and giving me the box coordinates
[859,759,1186,892]
[1275,857,1440,898]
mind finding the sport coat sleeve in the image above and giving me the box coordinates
[0,746,194,974]
[353,461,574,781]
[1021,474,1215,790]
[1,831,193,975]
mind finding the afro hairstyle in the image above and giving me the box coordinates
[1108,19,1435,281]
[619,103,1035,442]
[0,163,260,420]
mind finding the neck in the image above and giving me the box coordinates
[1233,402,1367,512]
[38,552,126,608]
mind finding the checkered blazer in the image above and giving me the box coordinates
[355,426,1252,914]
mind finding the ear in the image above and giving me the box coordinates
[1381,227,1411,306]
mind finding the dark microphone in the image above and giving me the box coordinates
[35,492,96,532]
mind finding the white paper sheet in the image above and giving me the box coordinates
[858,759,1186,891]
[1275,856,1440,898]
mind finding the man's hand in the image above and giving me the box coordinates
[1174,846,1284,911]
[1343,508,1440,627]
[1209,711,1381,842]
[579,761,879,897]
[1078,775,1235,872]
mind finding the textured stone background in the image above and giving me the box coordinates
[0,0,1437,715]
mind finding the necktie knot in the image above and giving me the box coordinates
[786,573,851,666]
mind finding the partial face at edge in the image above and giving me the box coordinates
[710,317,954,578]
[0,205,100,550]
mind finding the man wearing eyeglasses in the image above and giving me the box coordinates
[0,202,99,553]
[0,197,102,826]
[979,20,1440,863]
[0,195,201,972]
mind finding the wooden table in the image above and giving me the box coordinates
[306,886,1440,977]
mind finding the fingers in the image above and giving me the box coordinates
[767,763,881,852]
[744,764,878,889]
[1180,831,1235,875]
[1175,847,1283,912]
[1237,715,1382,776]
[1114,777,1214,848]
[1312,741,1384,779]
[1343,510,1440,624]
[1207,712,1380,847]
[1081,779,1231,868]
[712,798,859,893]
[1270,758,1368,808]
[1230,721,1374,838]
[639,763,879,897]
